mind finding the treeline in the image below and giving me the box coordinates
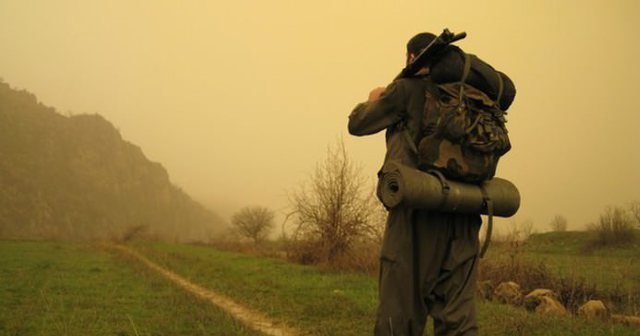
[0,80,224,241]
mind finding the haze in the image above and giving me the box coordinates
[1,0,638,233]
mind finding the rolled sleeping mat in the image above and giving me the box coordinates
[377,161,520,217]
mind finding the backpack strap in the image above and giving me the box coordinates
[495,71,504,109]
[479,185,493,258]
[403,130,419,156]
[403,78,440,158]
[457,53,472,97]
[461,53,472,84]
[427,169,451,209]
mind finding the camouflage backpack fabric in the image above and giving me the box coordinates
[410,53,511,184]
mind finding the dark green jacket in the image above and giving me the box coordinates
[348,77,431,169]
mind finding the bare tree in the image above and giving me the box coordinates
[369,202,389,244]
[231,206,275,244]
[289,139,378,263]
[630,201,640,227]
[549,214,568,232]
[519,219,535,240]
[589,206,635,246]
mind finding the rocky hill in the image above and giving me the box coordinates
[0,80,224,241]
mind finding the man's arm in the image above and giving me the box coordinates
[348,81,406,136]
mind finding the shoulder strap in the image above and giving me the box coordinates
[404,78,439,157]
[495,72,504,109]
[456,53,472,97]
[461,53,472,84]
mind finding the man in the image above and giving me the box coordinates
[348,33,481,336]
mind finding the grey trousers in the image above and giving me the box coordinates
[374,207,481,336]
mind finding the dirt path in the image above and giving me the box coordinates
[110,244,302,336]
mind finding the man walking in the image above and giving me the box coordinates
[348,32,481,336]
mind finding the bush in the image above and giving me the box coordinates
[112,224,149,243]
[288,140,380,264]
[630,201,640,227]
[480,257,602,312]
[549,215,568,232]
[230,206,275,245]
[588,206,636,247]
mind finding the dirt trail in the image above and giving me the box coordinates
[110,244,302,336]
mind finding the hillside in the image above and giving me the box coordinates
[0,80,224,241]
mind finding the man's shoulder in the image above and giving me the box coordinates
[392,76,433,95]
[395,76,433,86]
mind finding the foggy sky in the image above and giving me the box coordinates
[1,0,639,233]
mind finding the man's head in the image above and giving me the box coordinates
[406,32,436,65]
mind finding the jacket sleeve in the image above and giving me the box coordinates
[347,81,407,136]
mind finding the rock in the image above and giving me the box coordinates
[493,281,522,305]
[523,289,558,311]
[612,314,640,329]
[535,296,568,316]
[476,280,493,300]
[578,300,610,321]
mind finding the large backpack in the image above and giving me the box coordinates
[409,52,513,184]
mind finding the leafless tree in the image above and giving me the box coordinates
[289,139,379,263]
[519,219,535,240]
[589,206,635,246]
[231,206,275,244]
[630,201,640,227]
[549,214,568,232]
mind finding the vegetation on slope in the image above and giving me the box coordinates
[0,80,224,241]
[482,230,640,314]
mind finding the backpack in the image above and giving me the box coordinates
[409,53,512,184]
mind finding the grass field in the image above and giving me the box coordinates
[520,231,640,292]
[0,241,260,336]
[484,230,640,315]
[1,238,639,335]
[132,240,639,335]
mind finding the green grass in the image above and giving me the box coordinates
[1,239,638,335]
[0,240,261,336]
[132,241,378,335]
[487,231,640,292]
[133,241,640,336]
[476,299,635,335]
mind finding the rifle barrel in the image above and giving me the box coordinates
[397,29,467,79]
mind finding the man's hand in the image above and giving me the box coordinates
[368,86,386,102]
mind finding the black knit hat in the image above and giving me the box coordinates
[407,32,436,55]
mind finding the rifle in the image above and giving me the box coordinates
[396,28,467,79]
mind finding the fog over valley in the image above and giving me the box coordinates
[1,0,639,235]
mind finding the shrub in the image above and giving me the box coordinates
[230,206,275,245]
[288,140,380,264]
[549,215,568,232]
[479,257,599,312]
[630,201,640,227]
[113,224,149,243]
[588,206,636,247]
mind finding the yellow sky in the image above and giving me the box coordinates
[1,0,639,232]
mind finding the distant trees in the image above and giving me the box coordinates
[492,219,534,243]
[588,206,636,247]
[630,201,640,227]
[288,140,379,263]
[231,206,275,244]
[549,215,568,232]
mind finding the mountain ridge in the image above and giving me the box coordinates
[0,79,225,241]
